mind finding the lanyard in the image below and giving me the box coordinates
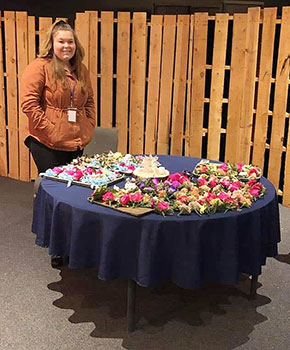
[70,86,75,107]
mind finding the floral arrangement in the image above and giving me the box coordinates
[42,164,123,187]
[71,151,143,174]
[193,160,262,181]
[89,171,266,216]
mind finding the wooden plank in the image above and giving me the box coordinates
[268,7,290,189]
[4,11,19,179]
[28,16,38,179]
[207,13,229,161]
[55,17,68,22]
[75,12,89,68]
[225,13,247,163]
[16,11,30,181]
[116,12,130,154]
[170,15,190,155]
[129,12,147,154]
[252,8,277,170]
[87,11,97,125]
[184,14,194,156]
[283,120,290,206]
[0,12,8,177]
[238,7,260,164]
[188,13,208,158]
[100,11,114,128]
[38,17,52,45]
[156,15,176,154]
[145,15,163,154]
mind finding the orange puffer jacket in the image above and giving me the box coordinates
[21,58,96,151]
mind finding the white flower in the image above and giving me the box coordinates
[124,182,137,192]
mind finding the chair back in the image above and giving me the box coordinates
[84,127,119,156]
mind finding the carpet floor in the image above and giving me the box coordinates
[0,176,290,350]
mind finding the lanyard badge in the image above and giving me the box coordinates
[67,88,77,122]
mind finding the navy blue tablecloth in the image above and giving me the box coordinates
[32,155,280,289]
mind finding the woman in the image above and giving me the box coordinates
[21,20,96,174]
[21,20,96,268]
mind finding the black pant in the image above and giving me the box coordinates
[26,136,83,174]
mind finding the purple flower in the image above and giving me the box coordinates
[167,185,177,194]
[171,180,181,188]
[152,178,159,186]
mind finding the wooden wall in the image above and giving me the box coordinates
[0,7,290,206]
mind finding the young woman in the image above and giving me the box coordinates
[21,20,96,174]
[21,20,96,267]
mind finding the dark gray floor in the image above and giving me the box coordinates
[1,176,290,350]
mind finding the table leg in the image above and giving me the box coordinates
[127,279,136,332]
[250,275,258,297]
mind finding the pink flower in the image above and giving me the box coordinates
[218,163,228,172]
[200,166,208,173]
[179,175,189,183]
[129,192,143,202]
[53,167,63,174]
[157,201,170,211]
[198,177,207,186]
[248,179,257,186]
[206,192,217,202]
[218,191,230,200]
[236,163,243,171]
[220,178,231,188]
[229,183,240,192]
[73,170,83,181]
[249,168,259,175]
[85,167,93,175]
[209,179,217,188]
[249,188,260,197]
[102,192,115,202]
[119,194,130,206]
[65,169,75,175]
[127,165,135,171]
[168,173,181,182]
[96,170,103,174]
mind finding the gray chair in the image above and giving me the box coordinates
[84,127,119,156]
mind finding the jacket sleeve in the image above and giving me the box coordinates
[84,66,96,128]
[20,59,54,135]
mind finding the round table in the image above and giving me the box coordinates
[32,155,281,331]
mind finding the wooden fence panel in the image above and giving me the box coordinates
[116,12,130,154]
[207,13,229,160]
[184,15,194,156]
[170,15,190,155]
[75,13,89,68]
[129,12,147,154]
[145,15,163,155]
[156,15,176,154]
[283,119,290,205]
[5,11,19,179]
[187,13,208,158]
[252,8,277,171]
[87,11,98,120]
[0,12,8,176]
[268,7,290,189]
[28,15,38,179]
[16,12,30,181]
[238,7,260,164]
[225,13,247,162]
[38,17,52,44]
[100,12,114,128]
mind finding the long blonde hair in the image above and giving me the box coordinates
[38,20,86,91]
